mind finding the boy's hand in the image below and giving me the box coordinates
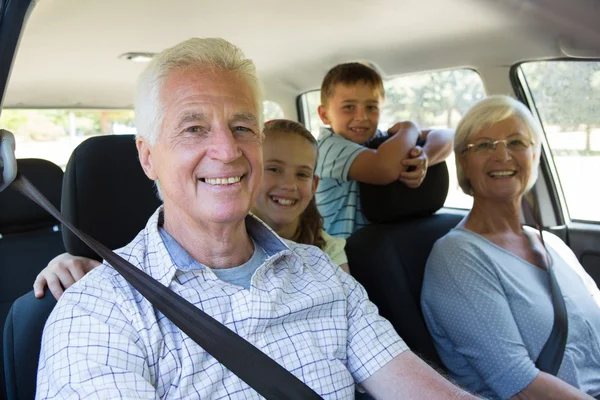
[387,121,419,137]
[399,146,428,188]
[34,252,101,300]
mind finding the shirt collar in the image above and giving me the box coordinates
[145,207,296,285]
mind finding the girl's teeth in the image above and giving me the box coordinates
[272,197,295,205]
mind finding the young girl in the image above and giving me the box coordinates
[34,119,349,300]
[254,119,349,272]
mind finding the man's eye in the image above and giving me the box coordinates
[475,142,492,152]
[233,126,253,133]
[343,105,354,110]
[298,173,311,179]
[185,126,203,133]
[367,105,379,111]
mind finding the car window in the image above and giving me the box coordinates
[1,101,285,169]
[517,61,600,222]
[0,109,135,168]
[300,68,487,209]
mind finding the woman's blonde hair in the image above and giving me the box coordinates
[454,95,543,195]
[263,119,325,250]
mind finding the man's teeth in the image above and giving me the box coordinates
[204,176,241,185]
[489,171,516,177]
[272,197,296,206]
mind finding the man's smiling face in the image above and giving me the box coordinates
[138,67,263,228]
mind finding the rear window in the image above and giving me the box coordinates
[1,101,286,170]
[299,68,487,209]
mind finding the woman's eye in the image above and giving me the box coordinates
[475,142,492,152]
[508,139,528,150]
[266,167,280,173]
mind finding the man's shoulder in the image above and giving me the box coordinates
[61,222,159,306]
[284,239,339,273]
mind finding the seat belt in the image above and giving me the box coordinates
[0,130,323,400]
[523,196,568,376]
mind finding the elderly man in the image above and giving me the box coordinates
[36,38,473,399]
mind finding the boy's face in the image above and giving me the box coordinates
[318,82,383,145]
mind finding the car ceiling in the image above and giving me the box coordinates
[2,0,598,110]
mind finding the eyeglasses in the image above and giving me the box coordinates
[461,137,534,155]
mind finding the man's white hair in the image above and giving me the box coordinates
[134,38,264,199]
[454,95,543,196]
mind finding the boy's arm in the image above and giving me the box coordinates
[398,128,454,188]
[348,121,420,185]
[419,128,454,166]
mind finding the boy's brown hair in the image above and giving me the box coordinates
[320,62,385,106]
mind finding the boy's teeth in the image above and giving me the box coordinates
[205,176,241,185]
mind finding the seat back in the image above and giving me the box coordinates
[346,162,462,369]
[0,159,64,400]
[61,134,162,260]
[3,135,160,400]
[3,293,56,400]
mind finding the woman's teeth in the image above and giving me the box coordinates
[488,171,516,177]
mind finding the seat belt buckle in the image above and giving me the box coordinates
[0,129,18,192]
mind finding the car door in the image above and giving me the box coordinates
[0,2,36,399]
[513,59,600,285]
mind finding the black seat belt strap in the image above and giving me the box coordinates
[10,172,323,400]
[523,197,568,376]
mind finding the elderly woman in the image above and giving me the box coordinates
[421,95,600,400]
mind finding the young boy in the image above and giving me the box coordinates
[315,62,454,238]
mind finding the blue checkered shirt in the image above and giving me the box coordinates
[36,208,407,399]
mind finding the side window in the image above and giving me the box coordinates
[300,69,487,209]
[0,109,135,169]
[263,100,284,121]
[517,61,600,222]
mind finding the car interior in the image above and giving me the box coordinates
[1,0,600,399]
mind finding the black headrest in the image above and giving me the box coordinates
[62,135,162,260]
[0,159,63,234]
[359,135,449,223]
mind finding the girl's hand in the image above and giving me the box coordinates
[34,253,101,300]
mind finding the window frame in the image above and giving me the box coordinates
[510,58,600,226]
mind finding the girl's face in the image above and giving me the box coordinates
[252,131,318,234]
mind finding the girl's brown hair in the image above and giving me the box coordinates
[263,119,326,250]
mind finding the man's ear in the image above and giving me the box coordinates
[311,175,319,197]
[317,105,330,125]
[136,137,159,180]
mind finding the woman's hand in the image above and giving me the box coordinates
[34,253,101,300]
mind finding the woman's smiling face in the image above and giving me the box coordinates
[459,116,536,201]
